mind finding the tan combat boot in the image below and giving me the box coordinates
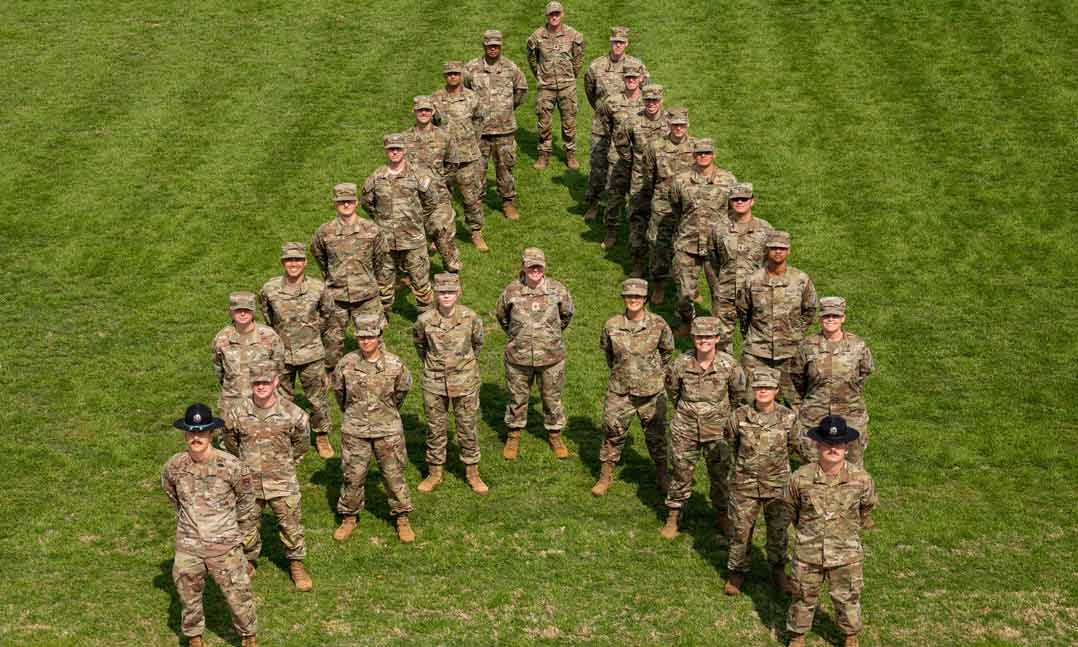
[724,571,745,596]
[470,230,490,252]
[772,565,793,595]
[503,431,521,460]
[844,635,860,647]
[533,152,549,170]
[649,279,666,305]
[188,637,204,647]
[659,508,680,539]
[655,461,670,494]
[788,635,805,647]
[246,560,256,579]
[548,432,570,459]
[566,150,580,170]
[465,464,489,495]
[396,514,416,543]
[333,515,357,542]
[583,202,600,221]
[503,200,520,221]
[241,635,257,647]
[590,462,615,497]
[417,465,444,493]
[289,560,313,592]
[315,434,334,460]
[601,225,617,249]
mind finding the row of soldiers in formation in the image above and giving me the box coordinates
[160,5,877,647]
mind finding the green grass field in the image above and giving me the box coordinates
[3,1,1077,645]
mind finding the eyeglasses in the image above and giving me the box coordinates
[730,197,752,203]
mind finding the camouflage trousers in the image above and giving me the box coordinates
[787,559,864,636]
[726,490,790,573]
[281,360,331,436]
[504,358,566,431]
[585,134,611,204]
[337,432,413,517]
[444,159,485,231]
[173,545,256,639]
[422,388,480,466]
[323,297,384,369]
[602,159,649,258]
[797,407,870,466]
[244,494,306,562]
[428,197,462,273]
[390,247,434,308]
[480,133,518,202]
[536,86,577,153]
[599,390,667,465]
[741,353,801,411]
[674,250,720,325]
[647,190,678,281]
[665,425,731,513]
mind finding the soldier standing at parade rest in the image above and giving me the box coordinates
[591,278,674,497]
[404,95,462,272]
[526,1,585,170]
[212,291,285,419]
[310,182,396,373]
[708,182,773,340]
[162,403,258,647]
[736,230,817,408]
[660,316,746,541]
[432,61,490,252]
[332,314,416,544]
[582,26,649,221]
[260,242,335,459]
[222,361,313,592]
[495,247,575,460]
[412,273,489,495]
[465,29,528,222]
[784,415,877,647]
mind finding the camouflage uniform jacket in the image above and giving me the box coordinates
[726,403,799,499]
[639,134,695,202]
[665,350,746,441]
[162,448,257,558]
[600,311,674,396]
[464,56,528,135]
[737,266,818,360]
[794,332,875,418]
[784,462,878,567]
[412,305,484,398]
[404,125,451,189]
[526,25,585,90]
[259,275,329,366]
[709,215,774,298]
[361,163,439,251]
[212,324,286,402]
[495,276,575,367]
[310,216,396,306]
[597,92,644,151]
[222,396,310,500]
[623,112,670,195]
[333,350,412,439]
[670,167,739,255]
[584,54,649,135]
[431,87,484,163]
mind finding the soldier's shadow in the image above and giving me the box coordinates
[401,412,429,475]
[479,381,507,444]
[153,559,243,646]
[309,452,394,527]
[550,166,587,206]
[563,415,666,514]
[734,539,796,643]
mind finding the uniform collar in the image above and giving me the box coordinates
[813,462,850,484]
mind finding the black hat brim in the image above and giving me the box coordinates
[173,417,225,432]
[807,426,860,444]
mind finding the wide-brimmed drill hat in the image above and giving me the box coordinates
[173,403,225,432]
[807,415,860,444]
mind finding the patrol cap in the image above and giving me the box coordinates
[280,241,307,260]
[693,138,715,154]
[750,367,780,389]
[820,296,847,317]
[434,273,461,292]
[666,106,689,125]
[545,1,564,15]
[690,316,722,337]
[620,278,648,297]
[173,403,225,433]
[383,133,406,149]
[622,64,643,78]
[443,60,464,74]
[765,230,791,248]
[483,29,503,45]
[729,182,753,199]
[333,182,358,202]
[609,26,630,42]
[249,360,278,383]
[413,95,435,111]
[643,84,664,100]
[808,414,860,445]
[353,313,383,337]
[229,291,256,312]
[522,247,546,268]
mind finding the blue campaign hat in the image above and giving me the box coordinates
[807,415,860,445]
[173,403,225,432]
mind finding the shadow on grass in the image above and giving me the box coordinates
[309,445,397,529]
[479,381,507,444]
[564,413,667,513]
[154,559,243,646]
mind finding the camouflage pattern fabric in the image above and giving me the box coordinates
[741,353,803,411]
[403,124,462,271]
[600,391,666,465]
[584,53,649,137]
[527,24,585,153]
[788,559,865,636]
[172,545,256,639]
[708,215,773,332]
[535,85,579,154]
[737,264,818,365]
[389,247,434,307]
[431,87,484,163]
[310,215,396,309]
[321,297,386,370]
[642,133,696,281]
[503,358,567,431]
[585,133,611,205]
[670,167,738,323]
[479,133,519,202]
[278,359,332,436]
[443,159,485,232]
[222,397,310,500]
[599,93,644,227]
[421,390,480,466]
[337,433,413,517]
[673,250,722,327]
[211,324,285,416]
[361,163,439,251]
[618,111,669,258]
[495,275,574,366]
[464,55,528,135]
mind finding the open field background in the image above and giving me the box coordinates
[2,1,1077,645]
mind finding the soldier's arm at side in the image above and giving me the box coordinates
[513,66,528,107]
[310,232,328,276]
[728,360,748,408]
[792,342,810,399]
[494,288,512,333]
[599,323,614,369]
[411,319,428,362]
[374,228,396,309]
[212,340,225,386]
[393,362,413,410]
[558,285,575,330]
[360,174,377,216]
[317,284,331,334]
[735,275,752,333]
[332,360,346,410]
[272,334,286,378]
[232,464,259,540]
[860,474,879,526]
[471,313,485,356]
[783,476,801,527]
[258,288,272,327]
[711,228,737,313]
[570,31,585,76]
[161,464,179,512]
[799,275,818,334]
[857,344,876,392]
[525,36,539,77]
[292,412,311,464]
[221,413,240,456]
[664,360,682,405]
[584,64,598,108]
[658,320,675,365]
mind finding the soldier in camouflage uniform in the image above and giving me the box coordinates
[591,278,674,497]
[594,69,644,251]
[332,314,416,544]
[362,134,440,311]
[526,1,585,170]
[212,291,286,419]
[404,96,462,273]
[222,361,313,592]
[310,182,396,373]
[465,30,528,221]
[640,107,694,305]
[582,26,649,220]
[737,230,818,409]
[660,316,746,541]
[793,297,875,466]
[260,242,335,460]
[162,403,257,647]
[708,183,773,339]
[669,138,738,340]
[432,61,489,252]
[412,273,488,495]
[495,247,575,460]
[723,366,799,598]
[784,415,877,647]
